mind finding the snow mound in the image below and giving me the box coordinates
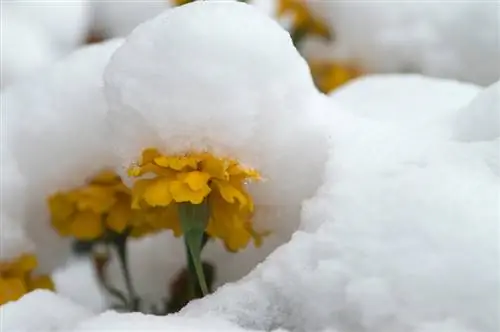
[330,74,481,137]
[177,79,499,332]
[453,81,500,142]
[305,1,500,85]
[0,7,59,88]
[4,39,124,273]
[0,290,93,331]
[6,0,91,53]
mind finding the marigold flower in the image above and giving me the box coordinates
[0,254,54,305]
[48,171,135,240]
[129,148,264,252]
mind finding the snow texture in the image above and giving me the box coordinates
[304,0,500,85]
[0,290,93,331]
[103,1,328,305]
[177,79,499,332]
[0,6,59,88]
[3,39,124,273]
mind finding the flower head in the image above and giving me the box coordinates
[48,171,134,240]
[278,0,331,41]
[308,60,361,93]
[0,254,54,305]
[129,148,264,252]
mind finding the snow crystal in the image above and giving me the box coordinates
[453,81,500,142]
[304,0,500,85]
[0,290,93,331]
[178,78,499,332]
[3,39,123,273]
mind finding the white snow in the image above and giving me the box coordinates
[0,290,93,331]
[453,81,500,142]
[4,0,91,54]
[304,0,500,86]
[0,6,59,88]
[102,1,327,307]
[3,39,124,273]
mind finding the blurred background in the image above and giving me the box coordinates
[1,0,499,93]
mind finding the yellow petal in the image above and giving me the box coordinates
[106,197,132,233]
[16,254,38,272]
[70,211,104,240]
[143,177,173,207]
[89,170,121,185]
[76,186,116,213]
[213,180,248,206]
[131,178,154,209]
[200,155,229,180]
[170,180,210,204]
[48,193,75,233]
[154,155,198,171]
[141,148,161,165]
[179,171,211,191]
[0,278,27,305]
[28,275,55,291]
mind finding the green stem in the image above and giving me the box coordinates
[113,230,140,312]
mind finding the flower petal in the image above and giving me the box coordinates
[70,211,104,240]
[154,155,198,171]
[0,278,27,305]
[170,180,210,204]
[106,197,132,233]
[213,180,248,206]
[180,171,211,191]
[28,275,55,291]
[143,177,173,207]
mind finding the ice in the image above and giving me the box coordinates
[3,39,124,273]
[177,78,499,332]
[102,0,328,308]
[0,6,59,88]
[304,0,500,85]
[453,81,500,142]
[0,290,93,331]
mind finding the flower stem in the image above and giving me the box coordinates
[178,201,210,297]
[113,230,140,312]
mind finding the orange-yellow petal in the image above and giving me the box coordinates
[154,155,199,171]
[0,278,27,305]
[28,275,55,291]
[70,211,104,240]
[106,198,132,233]
[170,180,210,204]
[142,177,173,207]
[179,171,211,191]
[213,180,248,206]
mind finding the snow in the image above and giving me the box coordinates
[0,290,93,331]
[178,79,499,332]
[453,81,500,142]
[304,0,500,85]
[5,0,91,53]
[92,1,171,38]
[0,6,59,88]
[102,2,327,307]
[3,39,124,273]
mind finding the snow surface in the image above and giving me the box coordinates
[4,0,91,54]
[304,0,500,85]
[453,81,500,142]
[0,290,93,331]
[3,39,124,273]
[0,6,59,88]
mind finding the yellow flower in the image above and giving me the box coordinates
[277,0,331,40]
[0,254,54,305]
[129,149,265,251]
[171,0,194,6]
[308,60,361,93]
[48,171,135,240]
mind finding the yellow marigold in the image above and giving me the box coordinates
[308,60,361,94]
[0,254,54,305]
[277,0,331,41]
[48,171,135,240]
[129,148,264,252]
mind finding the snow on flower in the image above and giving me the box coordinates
[101,0,328,309]
[3,39,124,273]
